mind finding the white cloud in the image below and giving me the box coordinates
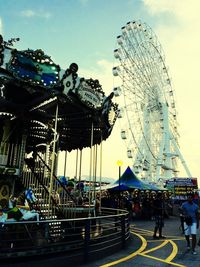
[142,0,200,180]
[79,59,114,95]
[143,0,200,22]
[20,9,51,19]
[143,0,176,14]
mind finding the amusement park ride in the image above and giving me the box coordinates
[0,20,196,264]
[0,34,118,219]
[113,20,192,183]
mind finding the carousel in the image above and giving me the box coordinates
[0,34,119,224]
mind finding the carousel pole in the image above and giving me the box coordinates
[79,149,82,182]
[48,102,58,217]
[88,123,94,217]
[75,149,79,180]
[93,144,98,201]
[99,134,103,212]
[92,145,95,199]
[63,150,67,178]
[117,160,123,208]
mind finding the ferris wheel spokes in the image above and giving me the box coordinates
[113,20,192,182]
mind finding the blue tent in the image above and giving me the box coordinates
[109,166,161,191]
[107,183,131,191]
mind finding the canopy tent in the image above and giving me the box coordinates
[104,183,130,191]
[108,166,162,191]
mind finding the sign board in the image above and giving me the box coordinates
[77,81,103,109]
[165,177,198,200]
[0,166,20,176]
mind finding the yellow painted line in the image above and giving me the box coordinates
[100,228,185,267]
[132,230,154,236]
[166,236,185,239]
[140,238,185,267]
[168,240,185,241]
[168,238,185,241]
[132,231,154,237]
[148,240,166,243]
[131,227,154,234]
[148,237,184,243]
[143,233,156,237]
[142,240,169,254]
[139,253,187,267]
[99,231,147,267]
[131,226,183,238]
[165,240,178,262]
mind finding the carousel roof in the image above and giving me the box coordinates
[0,35,118,152]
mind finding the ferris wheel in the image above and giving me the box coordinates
[112,20,192,182]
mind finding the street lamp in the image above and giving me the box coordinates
[117,160,123,208]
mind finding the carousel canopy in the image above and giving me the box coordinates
[0,35,118,153]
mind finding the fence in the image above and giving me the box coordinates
[0,207,130,266]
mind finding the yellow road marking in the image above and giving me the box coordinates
[168,238,185,241]
[148,237,184,243]
[141,238,179,263]
[133,229,183,239]
[132,230,154,236]
[99,231,147,267]
[100,229,185,267]
[165,240,178,262]
[139,253,187,267]
[139,234,185,267]
[131,226,154,234]
[132,229,183,239]
[142,240,169,254]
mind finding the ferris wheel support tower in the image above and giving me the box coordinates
[113,20,192,183]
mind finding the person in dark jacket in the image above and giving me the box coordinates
[152,192,165,239]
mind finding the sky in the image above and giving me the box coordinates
[0,0,200,183]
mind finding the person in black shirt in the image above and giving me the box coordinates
[152,192,165,239]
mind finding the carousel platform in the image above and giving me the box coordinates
[0,207,130,266]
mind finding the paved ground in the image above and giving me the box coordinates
[2,216,200,267]
[86,216,200,267]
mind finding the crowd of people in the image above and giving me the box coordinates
[1,179,200,255]
[101,189,173,219]
[100,189,200,255]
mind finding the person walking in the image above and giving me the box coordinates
[152,192,165,239]
[180,193,199,255]
[178,206,185,234]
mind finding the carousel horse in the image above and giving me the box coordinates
[0,188,39,224]
[25,187,38,205]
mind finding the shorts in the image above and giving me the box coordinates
[184,222,197,235]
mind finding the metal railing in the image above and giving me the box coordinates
[0,141,21,167]
[0,207,130,265]
[23,153,77,220]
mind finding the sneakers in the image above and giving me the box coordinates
[192,250,197,255]
[153,235,159,239]
[187,246,191,251]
